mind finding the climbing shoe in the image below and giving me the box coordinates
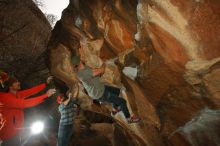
[127,115,140,123]
[111,107,121,116]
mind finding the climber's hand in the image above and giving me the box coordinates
[46,76,53,85]
[46,88,56,97]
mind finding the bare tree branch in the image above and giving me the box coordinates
[45,14,58,26]
[32,0,44,8]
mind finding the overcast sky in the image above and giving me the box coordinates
[38,0,69,20]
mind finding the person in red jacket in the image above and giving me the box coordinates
[0,77,56,146]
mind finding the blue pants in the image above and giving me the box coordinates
[58,124,73,146]
[99,85,131,118]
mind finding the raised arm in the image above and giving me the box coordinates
[18,83,46,99]
[0,89,56,109]
[63,92,73,106]
[1,94,47,109]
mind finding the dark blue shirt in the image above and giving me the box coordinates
[58,100,77,125]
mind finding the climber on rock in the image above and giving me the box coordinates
[72,55,140,123]
[0,76,56,146]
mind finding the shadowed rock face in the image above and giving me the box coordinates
[0,0,51,82]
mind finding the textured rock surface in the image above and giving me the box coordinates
[176,108,220,146]
[0,0,51,82]
[47,0,220,145]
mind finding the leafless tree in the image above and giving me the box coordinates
[33,0,44,8]
[33,0,58,27]
[45,14,58,27]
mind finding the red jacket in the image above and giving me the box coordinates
[0,83,48,140]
